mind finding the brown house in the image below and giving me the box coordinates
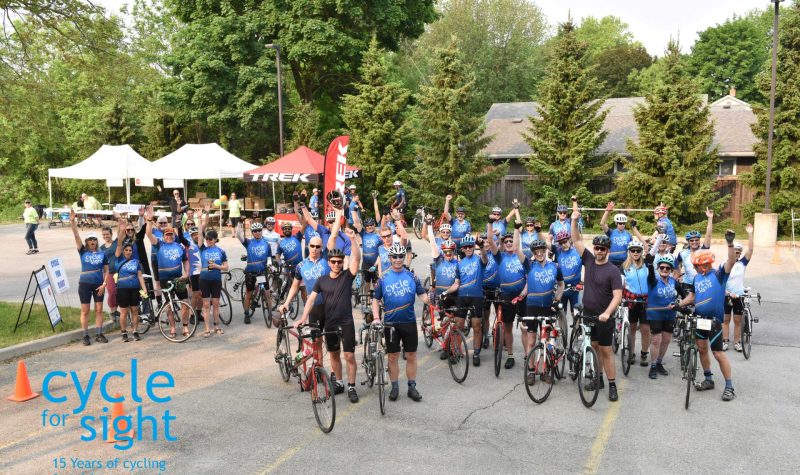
[480,92,757,223]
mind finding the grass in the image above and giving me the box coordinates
[0,301,83,348]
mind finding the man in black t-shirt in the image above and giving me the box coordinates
[297,219,362,403]
[571,197,623,402]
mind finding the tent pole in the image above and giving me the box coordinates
[48,174,53,209]
[126,170,131,205]
[272,182,277,214]
[218,170,223,233]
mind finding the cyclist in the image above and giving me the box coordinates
[199,229,229,336]
[100,226,119,323]
[645,254,681,379]
[478,232,499,353]
[551,230,583,320]
[263,217,281,256]
[146,214,191,338]
[421,221,453,252]
[600,202,632,270]
[621,239,651,367]
[455,235,488,363]
[148,213,170,306]
[488,206,515,242]
[515,237,564,384]
[309,188,320,217]
[652,204,677,250]
[675,208,714,294]
[372,243,431,402]
[297,226,362,402]
[390,180,407,220]
[518,213,542,259]
[186,224,205,318]
[237,221,272,324]
[70,209,109,346]
[114,218,147,342]
[548,204,572,241]
[294,196,324,257]
[346,185,363,225]
[677,231,738,401]
[571,198,623,402]
[450,205,472,249]
[486,223,528,369]
[723,224,754,352]
[428,235,460,306]
[353,214,381,297]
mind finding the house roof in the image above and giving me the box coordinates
[482,94,757,159]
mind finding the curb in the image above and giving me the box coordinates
[0,320,116,363]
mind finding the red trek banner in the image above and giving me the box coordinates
[323,135,349,214]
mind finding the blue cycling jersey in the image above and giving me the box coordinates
[278,234,303,266]
[78,246,107,285]
[100,242,117,274]
[360,230,381,266]
[328,231,352,257]
[495,251,527,296]
[374,268,425,324]
[153,239,186,281]
[520,230,540,259]
[242,237,271,273]
[458,254,485,297]
[676,245,710,285]
[199,244,227,281]
[187,239,201,276]
[548,219,571,238]
[658,217,677,246]
[646,264,679,321]
[115,259,143,289]
[434,255,459,295]
[482,253,499,289]
[554,246,582,285]
[490,219,507,241]
[693,265,729,322]
[606,228,632,263]
[526,260,563,307]
[377,246,392,272]
[623,264,649,295]
[294,257,330,305]
[451,219,471,243]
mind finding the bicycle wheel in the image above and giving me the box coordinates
[352,272,363,308]
[741,309,752,360]
[621,322,631,376]
[362,333,375,388]
[261,287,272,328]
[311,367,336,433]
[218,289,233,325]
[554,333,567,380]
[493,323,503,378]
[524,343,553,404]
[685,346,698,410]
[276,330,292,383]
[567,325,584,381]
[159,300,197,343]
[134,302,153,334]
[226,268,245,302]
[578,346,600,408]
[421,305,433,348]
[611,317,620,354]
[376,354,387,416]
[447,329,470,383]
[240,278,250,317]
[413,216,423,239]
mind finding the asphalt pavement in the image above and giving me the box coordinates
[1,222,799,474]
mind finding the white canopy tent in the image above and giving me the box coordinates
[48,144,155,208]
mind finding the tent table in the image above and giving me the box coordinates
[244,208,273,220]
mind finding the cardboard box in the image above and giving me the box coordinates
[195,192,207,199]
[244,197,253,210]
[252,198,265,210]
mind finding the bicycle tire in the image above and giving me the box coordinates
[742,308,752,360]
[311,367,336,433]
[226,268,245,302]
[240,277,251,317]
[611,316,620,354]
[136,300,154,334]
[218,289,233,325]
[493,322,503,378]
[421,305,433,348]
[578,345,600,408]
[412,216,423,239]
[524,343,553,404]
[261,287,272,328]
[158,300,197,343]
[621,321,631,376]
[685,346,698,410]
[362,332,376,388]
[567,325,584,381]
[289,292,302,320]
[352,272,363,308]
[276,330,292,383]
[376,354,386,416]
[554,331,567,380]
[447,329,470,384]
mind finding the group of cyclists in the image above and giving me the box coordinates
[69,179,755,406]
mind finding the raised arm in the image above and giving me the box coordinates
[744,223,754,261]
[372,191,381,223]
[69,210,82,250]
[570,197,585,255]
[442,195,452,222]
[428,224,441,259]
[294,197,307,228]
[327,208,344,251]
[235,221,246,244]
[504,207,515,224]
[421,213,431,242]
[345,228,360,276]
[600,201,614,233]
[352,208,364,233]
[486,221,499,254]
[723,229,737,274]
[703,207,714,249]
[115,218,126,257]
[145,207,157,245]
[513,223,525,262]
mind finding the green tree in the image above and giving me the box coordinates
[742,2,800,230]
[593,43,652,97]
[616,41,724,224]
[342,38,413,199]
[574,15,636,60]
[688,10,772,103]
[523,20,611,217]
[102,102,136,145]
[627,56,668,95]
[412,38,507,211]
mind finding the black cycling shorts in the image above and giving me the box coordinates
[649,319,675,335]
[628,303,647,324]
[588,313,614,347]
[483,288,499,313]
[244,272,258,292]
[385,322,418,353]
[500,298,524,324]
[695,319,724,352]
[322,323,356,353]
[456,296,483,319]
[724,296,744,315]
[78,283,104,305]
[116,288,140,308]
[199,279,221,299]
[522,305,555,333]
[437,294,457,320]
[189,275,200,293]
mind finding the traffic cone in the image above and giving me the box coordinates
[7,360,39,402]
[105,393,135,442]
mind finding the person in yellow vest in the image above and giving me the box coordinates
[23,199,40,254]
[227,192,242,235]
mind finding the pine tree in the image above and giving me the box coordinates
[412,37,508,213]
[615,40,724,224]
[523,20,611,217]
[102,102,135,145]
[342,37,413,198]
[742,2,800,230]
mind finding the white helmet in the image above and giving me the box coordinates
[265,216,276,224]
[614,213,628,224]
[393,180,402,186]
[440,223,452,232]
[627,239,643,250]
[733,241,744,251]
[388,243,406,256]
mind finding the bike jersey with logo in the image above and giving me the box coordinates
[606,228,632,264]
[149,228,163,258]
[187,239,201,276]
[520,230,540,259]
[295,257,330,305]
[676,245,710,285]
[303,223,330,255]
[526,260,563,307]
[78,246,108,285]
[100,242,117,274]
[263,230,280,256]
[658,216,677,246]
[116,259,143,289]
[646,264,679,321]
[490,219,507,241]
[726,257,749,296]
[434,255,459,295]
[327,231,352,257]
[360,230,381,266]
[451,219,471,243]
[278,234,303,266]
[458,254,485,297]
[242,237,271,273]
[374,268,424,324]
[495,251,527,296]
[199,244,226,281]
[378,246,393,272]
[482,252,499,289]
[623,263,648,295]
[693,265,729,322]
[554,245,582,285]
[153,239,186,281]
[548,219,571,238]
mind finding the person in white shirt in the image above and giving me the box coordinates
[722,224,754,352]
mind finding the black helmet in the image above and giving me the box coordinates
[530,239,547,250]
[281,222,292,230]
[501,232,514,241]
[205,229,219,240]
[592,235,611,247]
[364,218,376,226]
[328,248,346,258]
[456,206,466,213]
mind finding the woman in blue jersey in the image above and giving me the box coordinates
[652,204,677,250]
[551,230,582,321]
[621,239,651,368]
[114,218,147,342]
[70,210,109,346]
[456,234,488,361]
[450,206,472,249]
[146,210,190,338]
[199,229,229,337]
[600,202,632,269]
[353,214,382,297]
[237,221,271,324]
[645,254,681,379]
[516,210,541,260]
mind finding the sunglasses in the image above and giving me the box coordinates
[126,229,134,233]
[462,245,475,249]
[502,240,513,244]
[253,230,262,233]
[185,222,195,226]
[526,224,535,227]
[593,246,608,252]
[558,211,567,214]
[329,260,344,265]
[157,222,168,225]
[629,249,642,253]
[309,244,322,249]
[688,239,700,243]
[658,266,673,271]
[443,250,454,255]
[390,255,405,260]
[381,235,392,239]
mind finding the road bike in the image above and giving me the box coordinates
[269,264,302,320]
[676,305,701,410]
[241,270,275,327]
[738,287,761,360]
[522,314,566,404]
[352,269,375,310]
[484,289,512,377]
[412,205,445,239]
[420,295,470,383]
[224,266,246,302]
[360,318,395,415]
[138,275,197,343]
[274,310,300,383]
[617,298,644,376]
[566,305,601,408]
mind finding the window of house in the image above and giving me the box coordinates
[718,158,735,176]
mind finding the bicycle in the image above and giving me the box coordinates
[138,275,198,343]
[522,315,566,404]
[224,267,246,302]
[484,289,511,378]
[412,205,445,239]
[274,310,300,383]
[360,318,395,415]
[738,287,761,360]
[241,269,275,327]
[352,269,375,310]
[270,264,302,320]
[617,298,644,376]
[566,305,602,408]
[420,295,470,383]
[676,305,702,410]
[285,323,342,433]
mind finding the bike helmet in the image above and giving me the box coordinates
[326,189,344,209]
[461,235,476,246]
[556,204,569,213]
[441,239,456,251]
[188,226,199,235]
[733,241,744,251]
[592,235,611,247]
[691,250,715,266]
[281,222,292,230]
[325,210,337,222]
[265,217,276,224]
[440,223,452,232]
[348,184,356,190]
[654,254,675,268]
[530,239,547,250]
[363,217,376,226]
[309,209,319,219]
[614,213,628,224]
[491,206,502,214]
[328,248,346,259]
[388,243,406,256]
[393,180,402,186]
[555,230,570,243]
[478,232,487,240]
[251,222,264,231]
[685,230,702,240]
[627,239,644,250]
[205,229,218,240]
[525,216,536,224]
[456,206,466,213]
[501,232,514,241]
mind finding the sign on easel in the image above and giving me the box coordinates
[46,256,70,294]
[15,266,62,333]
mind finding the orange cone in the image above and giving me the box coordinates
[7,360,39,402]
[105,393,135,442]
